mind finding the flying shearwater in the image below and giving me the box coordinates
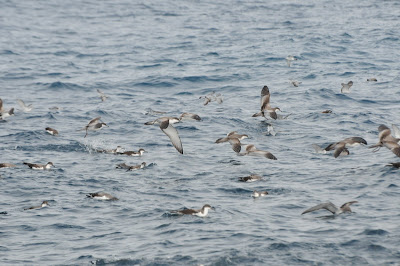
[216,131,249,153]
[24,201,50,210]
[302,201,358,215]
[81,117,108,138]
[286,55,297,67]
[239,144,277,160]
[290,80,301,87]
[179,112,202,121]
[252,86,281,120]
[23,162,54,170]
[17,99,33,112]
[119,148,146,156]
[171,204,214,217]
[87,192,118,201]
[341,81,353,93]
[239,174,262,182]
[145,117,183,154]
[252,190,269,198]
[0,163,17,168]
[0,98,14,120]
[369,124,400,157]
[45,127,59,136]
[116,163,130,169]
[97,89,108,101]
[324,137,367,158]
[199,92,223,105]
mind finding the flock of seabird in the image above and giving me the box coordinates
[0,56,398,217]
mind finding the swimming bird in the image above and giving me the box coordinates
[252,190,269,198]
[127,162,146,171]
[23,162,54,170]
[322,110,332,114]
[171,204,214,217]
[286,55,297,67]
[0,163,17,168]
[45,127,59,136]
[252,86,281,120]
[367,78,377,82]
[341,81,353,93]
[239,174,262,182]
[97,146,124,154]
[24,201,50,210]
[369,125,400,157]
[116,163,130,169]
[97,89,108,101]
[265,123,276,136]
[119,148,145,156]
[386,162,400,168]
[216,131,249,153]
[86,192,118,201]
[17,99,33,112]
[0,98,14,120]
[0,211,7,215]
[324,137,367,158]
[290,80,301,87]
[239,145,277,160]
[302,201,358,215]
[179,112,201,121]
[145,117,183,154]
[81,117,108,138]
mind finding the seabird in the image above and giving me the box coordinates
[127,162,146,171]
[97,89,108,101]
[179,112,201,121]
[312,144,327,154]
[87,192,118,201]
[81,117,108,138]
[252,190,269,198]
[17,99,33,112]
[119,148,146,156]
[252,86,281,120]
[239,174,262,182]
[341,81,353,93]
[324,137,367,158]
[23,162,54,170]
[239,144,277,160]
[322,110,332,114]
[45,127,59,136]
[97,146,124,154]
[144,108,167,116]
[216,131,249,153]
[302,201,358,215]
[290,80,301,87]
[0,98,14,120]
[367,78,377,82]
[369,125,400,157]
[145,117,183,154]
[24,201,49,210]
[199,92,223,105]
[286,55,297,67]
[0,163,17,168]
[265,123,276,136]
[171,204,214,217]
[386,162,400,168]
[116,163,130,169]
[0,211,7,215]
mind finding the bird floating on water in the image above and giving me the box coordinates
[171,204,214,217]
[87,192,118,201]
[239,174,262,182]
[252,190,269,198]
[286,55,297,67]
[45,127,59,136]
[24,201,50,210]
[23,162,54,170]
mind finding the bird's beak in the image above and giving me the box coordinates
[211,207,216,211]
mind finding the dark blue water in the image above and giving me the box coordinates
[1,0,400,265]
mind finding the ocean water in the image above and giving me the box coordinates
[1,0,400,265]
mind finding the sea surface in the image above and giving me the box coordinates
[1,0,400,265]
